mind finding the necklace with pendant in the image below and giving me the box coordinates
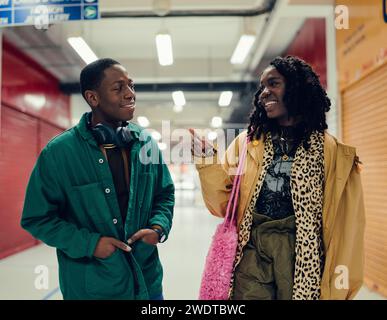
[279,131,289,161]
[281,149,289,161]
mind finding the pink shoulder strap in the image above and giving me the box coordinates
[224,136,249,227]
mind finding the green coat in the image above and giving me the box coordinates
[21,112,175,300]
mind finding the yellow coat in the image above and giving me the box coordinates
[195,130,366,300]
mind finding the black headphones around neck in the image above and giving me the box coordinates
[87,112,133,148]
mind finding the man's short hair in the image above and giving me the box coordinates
[80,58,120,101]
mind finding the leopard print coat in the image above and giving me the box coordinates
[230,131,325,300]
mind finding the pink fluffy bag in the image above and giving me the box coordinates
[198,138,248,300]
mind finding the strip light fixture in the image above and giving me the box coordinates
[230,34,256,64]
[156,33,174,66]
[67,37,98,64]
[218,91,233,107]
[211,117,223,128]
[172,91,186,107]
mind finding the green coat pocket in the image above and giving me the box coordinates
[85,250,133,299]
[132,240,156,267]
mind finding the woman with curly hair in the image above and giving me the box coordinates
[191,55,365,300]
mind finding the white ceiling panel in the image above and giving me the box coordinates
[4,0,319,129]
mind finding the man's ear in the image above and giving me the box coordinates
[84,90,99,108]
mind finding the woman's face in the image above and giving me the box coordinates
[258,66,288,122]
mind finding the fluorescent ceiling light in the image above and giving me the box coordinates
[156,33,173,66]
[173,104,183,113]
[211,117,223,128]
[208,131,218,141]
[158,142,167,151]
[218,91,233,107]
[67,37,98,64]
[172,91,186,106]
[151,131,162,141]
[137,116,150,128]
[230,35,256,64]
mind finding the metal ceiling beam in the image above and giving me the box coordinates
[244,0,289,80]
[101,0,275,18]
[60,81,258,95]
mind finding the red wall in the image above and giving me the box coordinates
[285,18,327,88]
[1,40,70,128]
[0,39,70,259]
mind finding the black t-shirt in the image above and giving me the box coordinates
[255,126,301,219]
[105,147,131,223]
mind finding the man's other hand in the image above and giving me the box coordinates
[93,236,131,259]
[127,229,159,246]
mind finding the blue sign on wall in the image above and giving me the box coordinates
[0,0,99,27]
[0,0,12,10]
[0,10,12,25]
[384,0,387,23]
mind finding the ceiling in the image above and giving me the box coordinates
[2,0,332,132]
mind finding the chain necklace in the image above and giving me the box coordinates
[279,139,289,161]
[279,128,292,161]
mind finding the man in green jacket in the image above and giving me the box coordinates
[21,58,175,300]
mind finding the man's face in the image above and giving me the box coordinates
[89,64,136,125]
[258,66,288,121]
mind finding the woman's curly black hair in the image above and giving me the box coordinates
[247,55,331,149]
